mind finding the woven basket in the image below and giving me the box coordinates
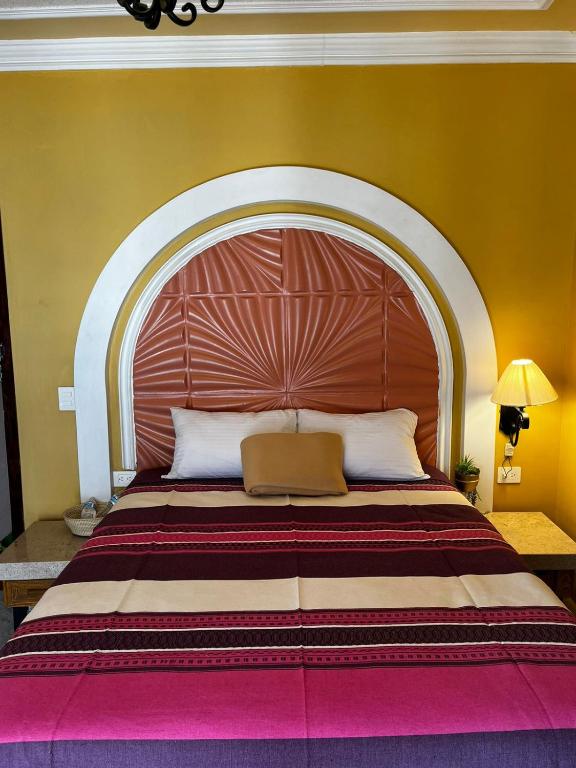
[64,502,109,537]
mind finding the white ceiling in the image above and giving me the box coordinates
[0,0,554,20]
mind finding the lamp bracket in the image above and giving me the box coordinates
[499,405,529,447]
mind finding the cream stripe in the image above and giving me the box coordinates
[115,489,468,511]
[26,578,299,620]
[26,572,563,622]
[288,491,467,507]
[115,491,290,510]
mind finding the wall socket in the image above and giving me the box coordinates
[113,471,137,487]
[58,387,75,411]
[497,467,522,484]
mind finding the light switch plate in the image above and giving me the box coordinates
[113,471,137,487]
[58,387,75,411]
[497,467,521,484]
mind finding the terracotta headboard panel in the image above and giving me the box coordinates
[133,228,440,470]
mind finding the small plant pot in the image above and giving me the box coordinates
[455,473,480,493]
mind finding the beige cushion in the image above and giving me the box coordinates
[241,432,348,496]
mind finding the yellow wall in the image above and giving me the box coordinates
[0,64,575,526]
[556,244,576,538]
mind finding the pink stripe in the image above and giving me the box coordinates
[15,606,574,636]
[2,664,576,743]
[84,529,503,548]
[304,664,576,737]
[5,645,576,673]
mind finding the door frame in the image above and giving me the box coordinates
[0,214,23,539]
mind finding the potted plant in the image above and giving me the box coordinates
[455,455,480,495]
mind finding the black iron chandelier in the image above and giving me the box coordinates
[117,0,225,30]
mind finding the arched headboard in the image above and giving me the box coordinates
[131,227,441,471]
[74,167,497,509]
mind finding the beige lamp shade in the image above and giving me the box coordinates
[491,359,558,407]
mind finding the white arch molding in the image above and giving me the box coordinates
[74,167,497,509]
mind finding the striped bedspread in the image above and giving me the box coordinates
[1,477,576,767]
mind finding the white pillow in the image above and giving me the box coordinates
[297,408,429,481]
[163,408,297,479]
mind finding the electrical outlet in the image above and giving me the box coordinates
[497,467,522,484]
[58,387,75,411]
[113,471,136,487]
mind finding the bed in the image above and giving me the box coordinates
[2,227,575,765]
[1,467,576,767]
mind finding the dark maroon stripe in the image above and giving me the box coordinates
[60,502,522,584]
[348,483,449,492]
[7,623,576,659]
[123,483,246,496]
[97,503,487,529]
[56,546,528,584]
[134,481,455,495]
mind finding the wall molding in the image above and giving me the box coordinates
[118,214,454,475]
[73,166,497,510]
[0,31,574,71]
[0,0,554,21]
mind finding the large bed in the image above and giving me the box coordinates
[1,469,576,766]
[2,224,575,766]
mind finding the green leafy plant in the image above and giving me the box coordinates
[455,455,480,477]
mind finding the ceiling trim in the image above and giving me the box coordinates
[0,0,554,20]
[0,31,574,70]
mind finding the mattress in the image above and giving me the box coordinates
[1,474,576,767]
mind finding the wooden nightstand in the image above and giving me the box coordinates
[486,511,576,608]
[0,521,83,609]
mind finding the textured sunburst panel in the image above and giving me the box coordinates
[133,229,440,470]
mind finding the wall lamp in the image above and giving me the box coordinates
[491,359,558,447]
